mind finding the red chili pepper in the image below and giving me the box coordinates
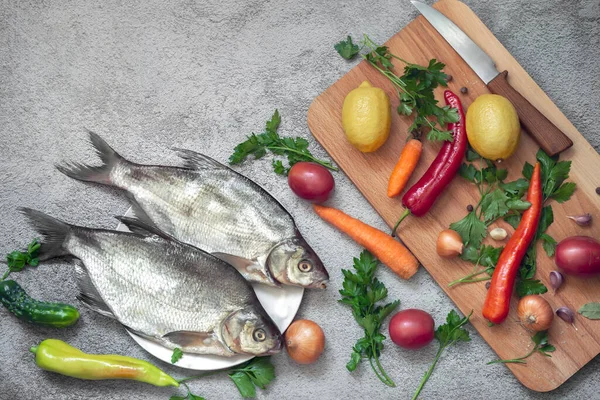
[483,162,542,324]
[392,90,468,235]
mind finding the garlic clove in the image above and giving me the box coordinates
[567,213,592,226]
[549,271,564,293]
[556,307,577,330]
[489,227,507,241]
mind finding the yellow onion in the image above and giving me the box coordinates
[517,295,554,332]
[285,319,325,364]
[436,229,464,257]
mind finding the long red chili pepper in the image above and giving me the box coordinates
[392,90,468,235]
[483,162,542,324]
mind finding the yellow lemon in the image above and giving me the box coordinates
[466,94,521,161]
[342,81,391,153]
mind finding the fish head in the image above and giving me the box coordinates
[266,234,329,289]
[221,308,282,356]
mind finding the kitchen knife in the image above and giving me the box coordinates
[411,0,573,156]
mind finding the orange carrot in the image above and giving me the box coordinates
[387,138,422,198]
[313,204,419,279]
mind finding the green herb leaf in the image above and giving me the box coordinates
[516,279,548,297]
[170,396,187,400]
[466,147,481,162]
[480,189,510,223]
[578,303,600,319]
[171,348,183,364]
[459,163,478,183]
[540,233,557,257]
[519,247,537,280]
[272,160,287,175]
[504,214,521,229]
[479,245,503,271]
[539,344,556,355]
[450,212,487,248]
[227,357,276,398]
[229,372,256,398]
[500,178,529,198]
[5,239,41,278]
[522,162,534,180]
[335,36,360,60]
[506,199,531,211]
[537,206,554,235]
[426,129,454,142]
[551,182,576,203]
[532,330,548,346]
[536,148,557,182]
[346,350,361,371]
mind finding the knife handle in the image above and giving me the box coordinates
[487,71,573,156]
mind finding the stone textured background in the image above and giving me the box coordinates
[1,0,599,399]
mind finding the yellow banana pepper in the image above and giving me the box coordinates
[30,339,179,387]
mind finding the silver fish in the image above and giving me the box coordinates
[57,132,329,289]
[21,208,282,357]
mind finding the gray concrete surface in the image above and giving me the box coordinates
[1,0,599,399]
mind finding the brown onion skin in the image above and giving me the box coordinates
[555,236,600,275]
[517,295,554,332]
[285,319,325,364]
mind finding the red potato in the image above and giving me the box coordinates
[288,162,334,202]
[388,309,435,350]
[555,236,600,275]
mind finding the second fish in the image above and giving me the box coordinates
[58,132,329,289]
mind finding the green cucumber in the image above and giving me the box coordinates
[0,280,79,328]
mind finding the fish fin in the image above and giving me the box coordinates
[115,216,171,240]
[125,198,164,231]
[56,130,126,185]
[173,148,225,171]
[162,331,234,355]
[19,208,71,261]
[212,252,280,287]
[74,262,115,319]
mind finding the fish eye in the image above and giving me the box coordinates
[253,328,266,342]
[298,260,313,272]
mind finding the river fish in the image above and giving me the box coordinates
[21,208,282,357]
[57,132,329,289]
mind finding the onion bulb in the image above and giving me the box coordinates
[517,295,554,332]
[285,319,325,364]
[436,229,463,257]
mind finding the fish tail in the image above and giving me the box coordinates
[19,208,71,261]
[56,130,126,185]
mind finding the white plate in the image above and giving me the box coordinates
[116,207,303,370]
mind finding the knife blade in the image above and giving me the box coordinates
[411,0,573,156]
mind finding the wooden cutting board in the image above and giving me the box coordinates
[308,0,600,392]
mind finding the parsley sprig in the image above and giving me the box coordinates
[173,357,275,399]
[229,110,337,175]
[171,348,183,364]
[3,238,41,280]
[335,34,459,141]
[448,149,575,295]
[227,357,275,398]
[412,310,472,400]
[339,250,400,387]
[487,330,555,365]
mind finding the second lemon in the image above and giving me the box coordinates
[466,94,521,161]
[342,81,391,153]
